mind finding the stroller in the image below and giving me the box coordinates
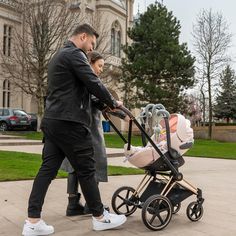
[103,104,204,231]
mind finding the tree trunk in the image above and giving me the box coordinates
[203,99,206,126]
[200,87,206,126]
[37,96,45,131]
[207,71,212,139]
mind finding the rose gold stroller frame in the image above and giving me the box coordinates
[133,171,199,201]
[103,106,204,231]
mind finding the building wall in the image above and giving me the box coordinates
[0,0,134,131]
[0,1,27,109]
[194,126,236,142]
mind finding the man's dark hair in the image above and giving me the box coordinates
[72,23,99,38]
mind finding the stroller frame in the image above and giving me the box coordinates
[103,105,204,231]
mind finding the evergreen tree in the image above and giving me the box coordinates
[120,2,195,112]
[214,65,236,123]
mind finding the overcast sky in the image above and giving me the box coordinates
[133,0,236,70]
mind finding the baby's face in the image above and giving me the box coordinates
[159,115,178,140]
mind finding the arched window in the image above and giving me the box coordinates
[111,21,122,57]
[116,31,121,57]
[111,28,115,55]
[2,79,10,108]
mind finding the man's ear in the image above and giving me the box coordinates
[80,33,87,41]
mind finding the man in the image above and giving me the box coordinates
[22,24,126,236]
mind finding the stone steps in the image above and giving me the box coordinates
[0,134,25,140]
[0,135,42,146]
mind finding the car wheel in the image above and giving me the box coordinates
[0,122,8,131]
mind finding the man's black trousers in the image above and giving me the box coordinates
[28,118,104,218]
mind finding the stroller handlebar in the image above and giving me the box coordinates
[117,105,135,119]
[102,105,135,120]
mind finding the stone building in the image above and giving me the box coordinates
[0,0,134,131]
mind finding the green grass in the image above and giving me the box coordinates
[104,133,143,147]
[0,151,144,182]
[186,139,236,159]
[108,166,144,176]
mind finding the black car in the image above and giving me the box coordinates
[0,108,31,131]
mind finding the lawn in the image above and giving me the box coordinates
[104,133,143,147]
[186,139,236,159]
[0,151,144,182]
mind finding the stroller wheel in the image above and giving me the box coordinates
[186,201,204,221]
[142,194,172,231]
[111,186,139,216]
[173,203,181,214]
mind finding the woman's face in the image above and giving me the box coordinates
[91,58,105,76]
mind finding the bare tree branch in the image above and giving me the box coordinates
[0,0,80,121]
[192,9,232,138]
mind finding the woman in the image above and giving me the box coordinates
[61,51,113,216]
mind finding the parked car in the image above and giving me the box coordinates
[27,113,38,131]
[0,108,31,131]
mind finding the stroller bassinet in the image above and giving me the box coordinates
[103,104,204,231]
[124,113,193,171]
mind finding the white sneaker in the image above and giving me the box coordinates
[22,219,54,236]
[92,210,127,231]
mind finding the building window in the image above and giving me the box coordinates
[2,80,10,108]
[111,28,115,55]
[111,21,122,57]
[3,25,12,56]
[116,31,121,57]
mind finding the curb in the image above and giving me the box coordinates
[0,142,43,146]
[0,136,25,140]
[107,153,124,158]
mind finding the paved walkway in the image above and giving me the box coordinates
[0,134,124,158]
[0,135,236,235]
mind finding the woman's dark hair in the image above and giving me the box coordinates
[72,23,99,38]
[87,51,103,64]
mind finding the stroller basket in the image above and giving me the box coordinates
[140,180,193,206]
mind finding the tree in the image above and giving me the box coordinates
[214,65,236,123]
[192,9,232,138]
[0,0,79,125]
[184,94,202,126]
[119,2,195,112]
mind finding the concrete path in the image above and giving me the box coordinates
[0,135,236,235]
[1,157,236,236]
[0,134,124,157]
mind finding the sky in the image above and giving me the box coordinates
[133,0,236,70]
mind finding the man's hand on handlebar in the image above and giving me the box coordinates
[115,100,123,107]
